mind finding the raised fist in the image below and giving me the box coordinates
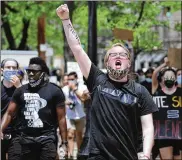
[56,4,69,20]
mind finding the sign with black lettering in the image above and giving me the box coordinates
[153,88,182,140]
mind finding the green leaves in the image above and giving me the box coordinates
[1,1,180,56]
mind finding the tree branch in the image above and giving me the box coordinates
[1,1,16,49]
[4,3,18,13]
[18,18,30,50]
[133,1,146,29]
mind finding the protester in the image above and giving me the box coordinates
[1,58,22,160]
[141,68,154,94]
[1,57,68,160]
[56,4,158,160]
[137,69,145,83]
[61,73,69,87]
[152,66,182,160]
[152,57,169,94]
[62,71,87,159]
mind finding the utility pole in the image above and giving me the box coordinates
[88,1,97,66]
[38,14,46,61]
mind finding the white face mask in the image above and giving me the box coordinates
[29,72,45,87]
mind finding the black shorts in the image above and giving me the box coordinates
[20,134,57,160]
[155,139,182,155]
[87,153,106,160]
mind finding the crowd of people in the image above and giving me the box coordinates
[1,3,181,160]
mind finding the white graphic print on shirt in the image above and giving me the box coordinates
[24,93,47,128]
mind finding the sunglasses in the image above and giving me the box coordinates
[26,69,42,74]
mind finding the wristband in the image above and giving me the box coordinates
[62,18,69,21]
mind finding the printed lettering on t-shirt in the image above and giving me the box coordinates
[153,95,182,139]
[24,93,47,128]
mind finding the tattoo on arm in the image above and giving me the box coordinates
[67,24,81,45]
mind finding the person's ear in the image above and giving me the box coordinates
[1,68,4,76]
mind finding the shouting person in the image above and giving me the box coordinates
[56,4,158,160]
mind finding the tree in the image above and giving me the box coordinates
[1,1,181,59]
[1,1,64,55]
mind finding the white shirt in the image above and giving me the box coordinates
[62,83,87,119]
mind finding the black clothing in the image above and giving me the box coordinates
[141,81,152,95]
[1,82,21,160]
[1,136,21,160]
[11,82,65,159]
[153,87,182,156]
[84,64,158,160]
[78,99,92,159]
[11,83,65,137]
[153,87,182,140]
[20,133,57,160]
[1,83,16,133]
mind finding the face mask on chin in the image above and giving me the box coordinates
[164,79,175,88]
[29,72,45,87]
[106,65,129,80]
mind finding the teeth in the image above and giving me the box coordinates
[29,79,35,82]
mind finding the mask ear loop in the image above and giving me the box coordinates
[43,73,49,83]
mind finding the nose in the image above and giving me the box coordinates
[9,67,14,70]
[29,71,34,76]
[116,53,124,58]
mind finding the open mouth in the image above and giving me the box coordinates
[29,79,36,83]
[115,60,122,69]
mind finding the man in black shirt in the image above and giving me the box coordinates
[1,58,22,160]
[56,4,158,160]
[1,57,68,160]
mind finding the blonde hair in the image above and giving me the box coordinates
[104,43,131,67]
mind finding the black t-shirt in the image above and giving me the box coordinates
[153,87,182,140]
[1,82,17,133]
[85,64,158,160]
[141,81,152,95]
[11,83,65,136]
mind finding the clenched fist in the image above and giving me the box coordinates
[56,4,69,20]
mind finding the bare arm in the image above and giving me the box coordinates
[56,4,91,79]
[140,113,154,159]
[1,101,18,133]
[152,57,169,94]
[56,106,67,143]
